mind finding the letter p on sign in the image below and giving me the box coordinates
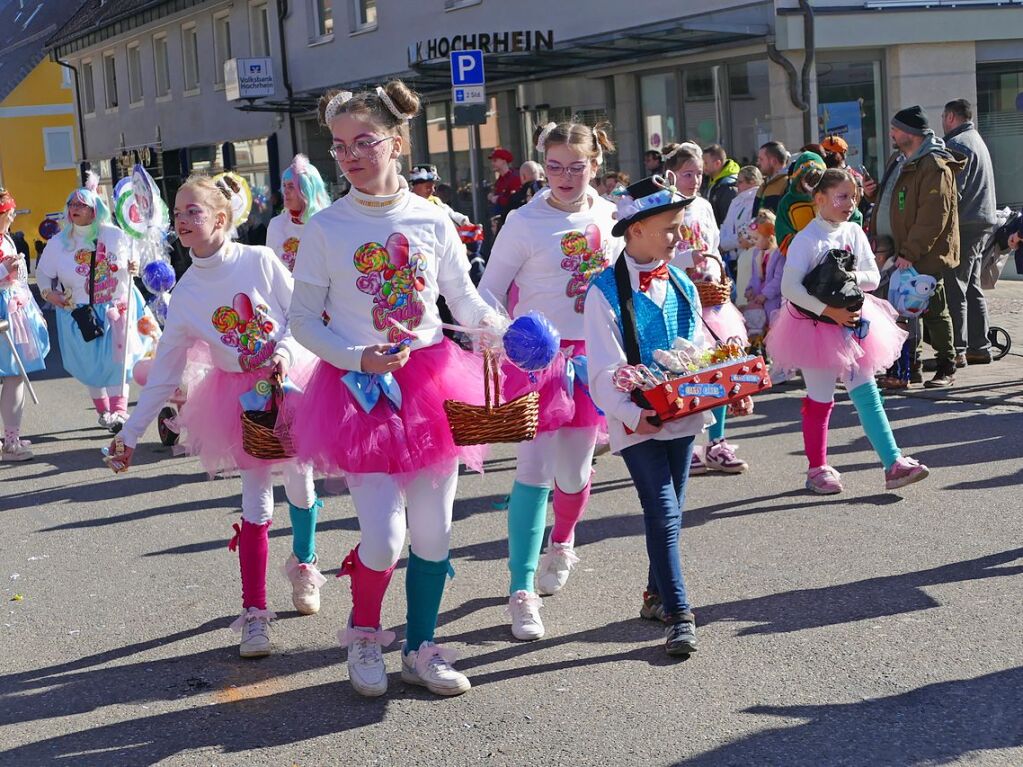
[450,50,485,87]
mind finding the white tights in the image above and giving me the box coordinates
[1,376,24,434]
[239,462,316,525]
[87,384,129,400]
[514,426,597,493]
[802,367,874,404]
[346,462,458,571]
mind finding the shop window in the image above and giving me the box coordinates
[214,12,232,86]
[684,66,722,145]
[977,63,1023,208]
[728,59,771,163]
[351,0,376,32]
[182,23,200,93]
[127,42,143,105]
[153,34,171,98]
[81,59,96,114]
[102,51,118,110]
[817,56,884,177]
[310,0,333,40]
[640,71,679,154]
[250,2,271,57]
[43,127,76,170]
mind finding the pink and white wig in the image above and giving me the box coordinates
[60,171,112,246]
[281,154,331,224]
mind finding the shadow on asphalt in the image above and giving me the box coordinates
[697,547,1023,636]
[672,665,1023,766]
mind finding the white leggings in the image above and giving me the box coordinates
[87,384,129,399]
[1,376,25,432]
[239,462,316,525]
[802,367,874,404]
[514,426,598,493]
[346,462,458,571]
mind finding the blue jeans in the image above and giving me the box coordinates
[620,436,695,618]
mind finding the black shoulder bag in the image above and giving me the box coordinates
[70,248,105,342]
[613,256,723,428]
[795,248,864,324]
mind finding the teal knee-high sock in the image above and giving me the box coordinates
[708,406,727,442]
[507,481,550,594]
[404,549,449,654]
[289,498,321,564]
[849,381,901,471]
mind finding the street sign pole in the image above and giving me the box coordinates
[450,50,487,227]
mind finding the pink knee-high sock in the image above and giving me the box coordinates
[92,397,110,414]
[801,398,834,469]
[339,546,396,629]
[550,478,592,544]
[109,395,128,415]
[229,520,270,610]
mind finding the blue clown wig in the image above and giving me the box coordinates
[60,172,112,247]
[281,154,331,224]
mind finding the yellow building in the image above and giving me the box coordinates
[0,0,83,257]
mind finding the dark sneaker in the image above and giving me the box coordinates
[640,591,667,622]
[924,362,956,389]
[965,349,993,365]
[922,358,938,373]
[664,616,698,656]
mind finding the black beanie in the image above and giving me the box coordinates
[891,106,930,136]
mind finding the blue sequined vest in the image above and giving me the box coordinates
[589,260,698,368]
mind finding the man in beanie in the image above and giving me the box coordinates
[865,105,965,388]
[942,98,997,365]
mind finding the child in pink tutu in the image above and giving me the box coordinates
[107,175,323,658]
[662,143,748,476]
[765,168,929,494]
[288,81,499,698]
[478,119,619,642]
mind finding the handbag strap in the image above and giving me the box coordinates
[87,247,97,307]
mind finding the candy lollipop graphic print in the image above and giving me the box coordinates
[354,233,426,343]
[211,292,277,371]
[560,224,607,314]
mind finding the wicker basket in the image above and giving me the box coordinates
[695,278,733,307]
[444,350,540,446]
[241,381,294,460]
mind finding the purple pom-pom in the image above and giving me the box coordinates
[503,311,560,372]
[142,261,176,294]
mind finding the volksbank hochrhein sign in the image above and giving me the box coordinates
[224,58,275,101]
[409,30,554,66]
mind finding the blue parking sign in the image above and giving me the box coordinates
[450,50,485,87]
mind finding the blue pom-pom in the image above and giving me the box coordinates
[503,311,560,372]
[142,261,176,294]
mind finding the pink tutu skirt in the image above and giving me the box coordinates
[175,356,314,475]
[290,339,488,479]
[501,339,607,441]
[766,294,907,377]
[702,303,748,347]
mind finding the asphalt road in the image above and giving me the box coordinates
[2,294,1022,767]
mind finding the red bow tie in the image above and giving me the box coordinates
[638,264,669,293]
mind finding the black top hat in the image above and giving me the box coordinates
[611,174,694,237]
[410,164,439,183]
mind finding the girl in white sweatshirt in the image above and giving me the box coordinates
[107,175,322,659]
[478,120,621,642]
[766,168,929,494]
[266,154,331,273]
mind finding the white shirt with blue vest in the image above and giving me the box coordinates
[583,251,712,453]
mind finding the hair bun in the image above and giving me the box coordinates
[383,80,421,119]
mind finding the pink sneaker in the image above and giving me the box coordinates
[806,465,843,495]
[704,439,748,474]
[885,457,929,490]
[689,448,708,476]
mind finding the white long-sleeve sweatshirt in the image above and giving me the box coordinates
[583,253,710,453]
[478,187,622,339]
[36,223,133,305]
[781,216,880,317]
[118,241,299,448]
[290,187,494,372]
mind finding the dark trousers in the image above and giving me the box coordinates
[944,225,992,353]
[620,436,695,617]
[919,277,956,365]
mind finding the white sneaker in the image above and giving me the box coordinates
[282,554,327,615]
[98,412,113,428]
[230,607,275,658]
[339,625,394,697]
[507,589,545,640]
[401,641,471,696]
[535,539,580,596]
[1,438,33,462]
[108,413,127,434]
